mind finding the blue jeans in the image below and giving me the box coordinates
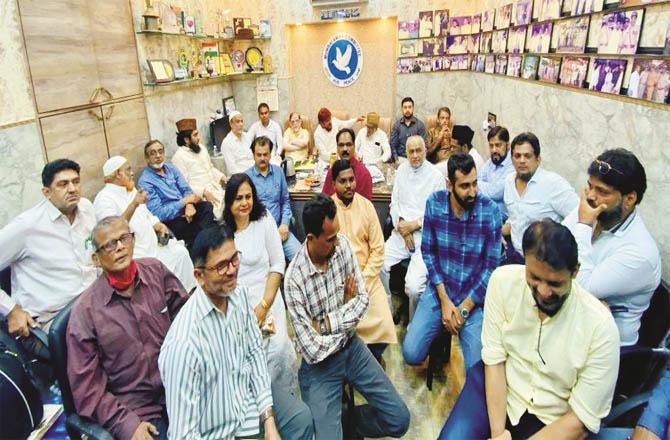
[402,290,484,371]
[271,380,314,440]
[298,335,410,440]
[282,231,302,261]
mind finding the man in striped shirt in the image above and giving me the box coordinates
[285,194,410,440]
[158,226,313,440]
[403,153,502,373]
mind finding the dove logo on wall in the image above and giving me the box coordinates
[323,33,363,87]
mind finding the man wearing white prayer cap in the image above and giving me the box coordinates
[93,156,198,291]
[220,110,255,175]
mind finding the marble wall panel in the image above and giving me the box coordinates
[0,122,45,227]
[0,0,36,125]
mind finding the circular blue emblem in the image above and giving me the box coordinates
[323,33,363,87]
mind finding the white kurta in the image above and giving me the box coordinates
[220,131,255,175]
[234,213,297,390]
[93,183,197,291]
[172,146,225,219]
[313,117,357,163]
[355,127,392,165]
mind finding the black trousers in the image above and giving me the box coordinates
[164,201,216,247]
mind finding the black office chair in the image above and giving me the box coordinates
[0,267,10,294]
[606,281,670,427]
[48,302,113,440]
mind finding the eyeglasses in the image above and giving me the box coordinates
[337,142,354,147]
[96,232,134,253]
[199,251,241,275]
[593,159,624,176]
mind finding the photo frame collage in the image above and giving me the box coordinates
[397,0,670,104]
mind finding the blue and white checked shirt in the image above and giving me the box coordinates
[158,285,272,439]
[421,190,502,306]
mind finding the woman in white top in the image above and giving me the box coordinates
[222,173,297,390]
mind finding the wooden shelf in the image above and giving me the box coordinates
[136,30,270,42]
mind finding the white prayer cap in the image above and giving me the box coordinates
[103,156,128,177]
[228,110,242,121]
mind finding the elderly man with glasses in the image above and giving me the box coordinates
[563,148,661,347]
[67,216,190,440]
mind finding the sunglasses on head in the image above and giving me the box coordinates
[592,159,624,176]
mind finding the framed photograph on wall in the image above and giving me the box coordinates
[450,55,471,70]
[571,0,603,15]
[423,38,446,56]
[485,54,496,73]
[555,16,590,53]
[398,20,419,39]
[435,9,450,37]
[619,0,663,5]
[419,11,434,38]
[470,34,482,53]
[589,58,627,94]
[495,54,508,74]
[482,9,495,32]
[147,59,175,83]
[535,0,563,21]
[492,29,509,53]
[398,40,420,57]
[446,35,469,54]
[598,9,643,55]
[472,14,482,33]
[514,0,533,25]
[627,59,670,103]
[481,32,494,53]
[559,56,589,88]
[223,96,236,115]
[522,55,540,79]
[476,54,487,72]
[538,56,562,83]
[508,25,527,53]
[529,21,553,53]
[496,4,513,29]
[508,54,523,77]
[449,15,473,35]
[397,58,413,74]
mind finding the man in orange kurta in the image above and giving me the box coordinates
[330,159,397,363]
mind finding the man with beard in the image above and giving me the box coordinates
[159,226,313,440]
[172,118,227,219]
[502,132,578,265]
[439,219,620,440]
[284,194,409,440]
[138,140,216,248]
[331,160,397,363]
[321,128,373,200]
[94,156,197,291]
[562,148,660,347]
[478,126,515,219]
[0,159,97,338]
[390,97,428,161]
[403,153,502,375]
[67,216,189,440]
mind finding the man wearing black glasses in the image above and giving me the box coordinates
[439,219,620,440]
[67,216,190,440]
[562,148,661,347]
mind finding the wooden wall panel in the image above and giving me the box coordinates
[104,98,150,174]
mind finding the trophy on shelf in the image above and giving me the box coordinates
[142,0,160,32]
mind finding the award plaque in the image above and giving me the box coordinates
[245,47,263,71]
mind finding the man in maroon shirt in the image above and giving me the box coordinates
[322,128,373,200]
[67,216,189,440]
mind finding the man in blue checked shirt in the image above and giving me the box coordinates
[403,153,502,372]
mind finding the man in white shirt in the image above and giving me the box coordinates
[0,159,97,337]
[248,103,283,164]
[381,135,446,319]
[172,118,227,219]
[313,107,362,163]
[94,156,197,291]
[220,110,254,175]
[563,148,661,347]
[503,132,578,264]
[355,112,391,165]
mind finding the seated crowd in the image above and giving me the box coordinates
[0,96,666,440]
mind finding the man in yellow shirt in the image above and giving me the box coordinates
[439,219,620,440]
[330,159,397,363]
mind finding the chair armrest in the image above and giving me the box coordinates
[66,414,114,440]
[603,391,652,426]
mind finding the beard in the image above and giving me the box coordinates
[491,150,507,166]
[150,161,164,170]
[517,170,535,182]
[454,190,476,211]
[188,143,201,154]
[532,286,570,317]
[593,200,623,227]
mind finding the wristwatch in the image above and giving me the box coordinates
[259,407,274,425]
[459,307,470,320]
[319,320,328,335]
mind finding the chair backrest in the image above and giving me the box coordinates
[47,301,77,416]
[283,114,314,156]
[210,116,231,149]
[426,115,438,132]
[639,281,670,348]
[0,267,10,295]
